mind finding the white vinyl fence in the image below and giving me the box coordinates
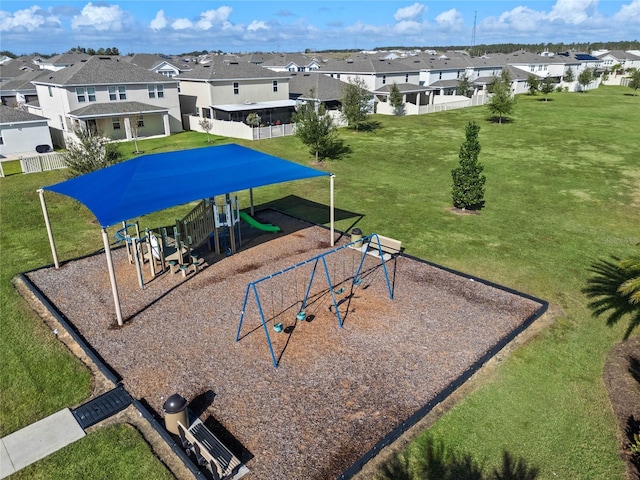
[20,153,68,174]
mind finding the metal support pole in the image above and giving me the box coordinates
[330,174,335,246]
[102,228,124,326]
[37,189,59,269]
[249,188,255,216]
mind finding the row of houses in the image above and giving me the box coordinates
[1,48,639,158]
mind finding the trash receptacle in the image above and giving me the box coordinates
[351,228,363,249]
[163,393,189,435]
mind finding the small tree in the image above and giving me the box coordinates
[488,70,516,124]
[540,77,555,101]
[293,101,340,163]
[563,66,575,83]
[628,69,640,96]
[457,73,473,98]
[64,127,123,177]
[246,112,261,127]
[389,83,405,115]
[199,118,213,142]
[127,113,143,153]
[527,74,540,95]
[451,121,486,210]
[577,68,594,91]
[341,77,371,131]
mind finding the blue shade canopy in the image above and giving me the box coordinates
[43,144,331,228]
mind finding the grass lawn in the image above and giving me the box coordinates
[0,86,638,478]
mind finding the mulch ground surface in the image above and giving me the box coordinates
[26,210,544,480]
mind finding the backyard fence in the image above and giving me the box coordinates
[20,153,68,174]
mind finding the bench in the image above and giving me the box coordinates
[366,234,402,260]
[177,419,241,479]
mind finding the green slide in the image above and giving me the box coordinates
[239,211,281,232]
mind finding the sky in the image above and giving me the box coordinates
[1,0,639,55]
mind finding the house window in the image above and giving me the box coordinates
[112,117,121,130]
[405,74,409,82]
[438,72,442,80]
[195,106,200,116]
[148,85,164,99]
[382,75,386,85]
[108,85,126,101]
[233,82,239,95]
[48,86,53,97]
[87,87,96,101]
[0,130,4,145]
[76,87,86,102]
[203,107,211,119]
[76,87,96,103]
[137,118,144,128]
[273,80,278,93]
[336,74,340,79]
[59,115,65,131]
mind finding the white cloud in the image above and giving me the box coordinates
[0,5,60,32]
[613,0,640,23]
[548,0,599,24]
[71,2,126,32]
[150,10,167,31]
[195,6,232,30]
[394,20,423,35]
[171,18,192,30]
[483,6,547,33]
[394,3,425,22]
[435,8,463,29]
[247,20,269,32]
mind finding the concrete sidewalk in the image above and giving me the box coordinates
[0,408,85,478]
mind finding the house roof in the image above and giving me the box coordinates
[43,143,331,228]
[126,54,186,72]
[68,101,168,118]
[0,105,48,124]
[177,62,288,81]
[212,99,296,112]
[428,79,461,88]
[596,50,640,61]
[288,72,345,101]
[0,70,50,92]
[260,53,319,68]
[41,52,91,66]
[32,56,176,87]
[318,57,420,74]
[374,83,434,94]
[0,57,39,79]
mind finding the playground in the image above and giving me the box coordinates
[25,209,545,479]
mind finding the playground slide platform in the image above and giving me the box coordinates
[239,211,281,232]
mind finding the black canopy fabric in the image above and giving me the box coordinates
[44,143,331,228]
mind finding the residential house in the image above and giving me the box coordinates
[0,105,52,158]
[259,53,321,73]
[126,54,190,77]
[30,55,181,147]
[0,56,42,82]
[177,60,295,133]
[39,52,91,71]
[0,70,50,107]
[595,50,640,71]
[288,71,347,124]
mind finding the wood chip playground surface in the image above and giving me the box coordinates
[25,210,546,480]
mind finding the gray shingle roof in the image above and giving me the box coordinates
[0,58,39,80]
[0,105,48,124]
[68,101,167,117]
[374,83,434,94]
[32,56,176,87]
[288,72,345,101]
[318,57,420,74]
[126,54,185,71]
[42,52,91,66]
[0,70,50,92]
[176,61,287,81]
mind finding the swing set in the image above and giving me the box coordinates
[235,233,396,368]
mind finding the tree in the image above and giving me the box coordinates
[199,118,213,142]
[246,112,261,127]
[341,77,371,131]
[527,74,540,95]
[457,73,473,98]
[293,101,341,162]
[540,77,555,100]
[63,127,123,177]
[451,121,486,210]
[577,68,594,91]
[127,113,143,153]
[563,66,575,83]
[628,69,640,96]
[583,256,640,339]
[488,70,516,124]
[389,83,405,115]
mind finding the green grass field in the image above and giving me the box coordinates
[0,86,638,478]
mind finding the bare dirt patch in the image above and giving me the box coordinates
[25,211,545,479]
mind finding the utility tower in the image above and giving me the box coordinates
[472,11,477,48]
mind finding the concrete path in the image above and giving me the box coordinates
[0,408,85,478]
